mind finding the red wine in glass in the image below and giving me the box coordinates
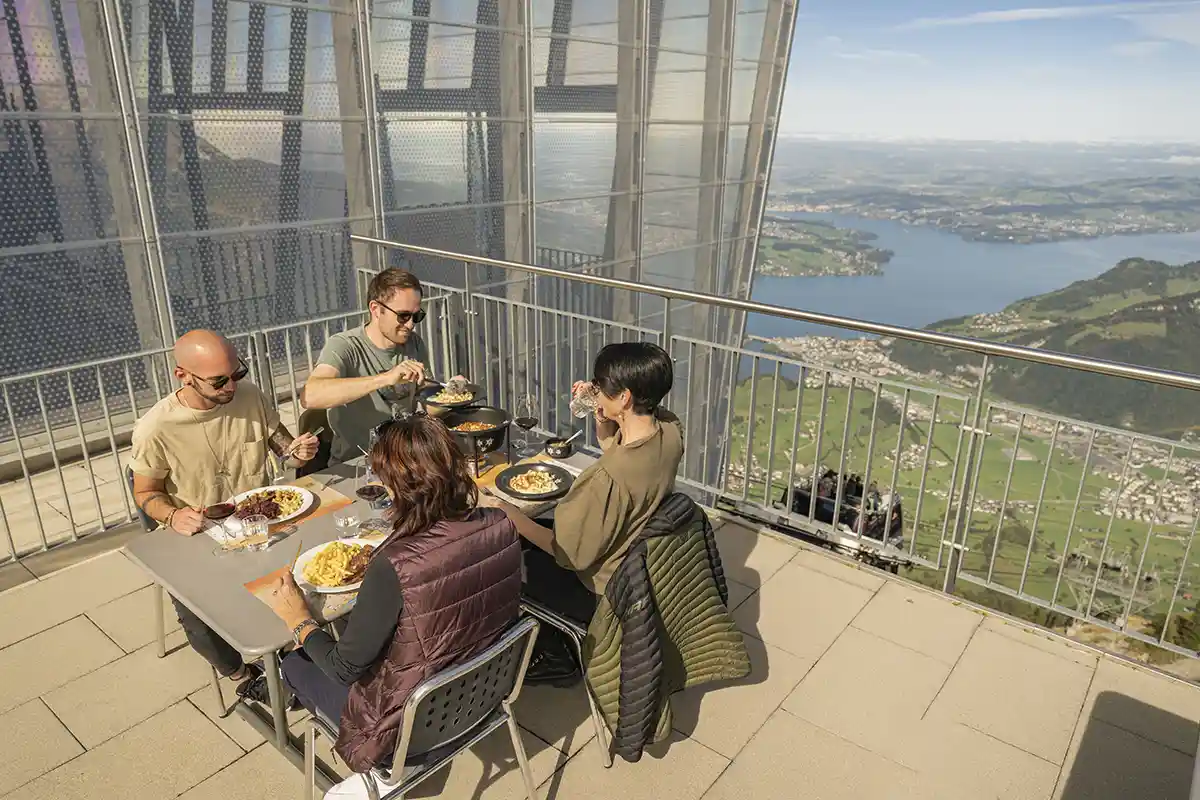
[514,416,537,431]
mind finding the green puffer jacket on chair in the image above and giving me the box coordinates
[582,492,751,762]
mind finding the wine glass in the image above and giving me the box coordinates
[513,394,539,458]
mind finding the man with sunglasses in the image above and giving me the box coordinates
[302,268,441,463]
[129,329,319,696]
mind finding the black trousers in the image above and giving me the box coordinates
[172,597,244,677]
[521,538,598,626]
[282,649,350,723]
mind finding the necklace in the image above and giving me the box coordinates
[178,389,233,482]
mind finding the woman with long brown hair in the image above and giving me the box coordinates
[257,413,522,772]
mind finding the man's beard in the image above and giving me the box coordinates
[196,385,235,405]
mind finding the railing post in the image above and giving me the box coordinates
[662,297,672,355]
[463,261,479,381]
[943,355,990,594]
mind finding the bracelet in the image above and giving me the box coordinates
[165,508,179,529]
[292,618,320,645]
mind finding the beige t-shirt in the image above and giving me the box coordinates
[128,382,281,510]
[552,409,685,593]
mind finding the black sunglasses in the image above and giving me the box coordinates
[375,301,426,326]
[191,359,249,390]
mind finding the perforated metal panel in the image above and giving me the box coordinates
[1,0,791,409]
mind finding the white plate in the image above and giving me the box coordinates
[293,537,378,594]
[227,485,315,525]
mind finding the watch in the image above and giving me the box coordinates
[292,619,319,645]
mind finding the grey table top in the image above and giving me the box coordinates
[123,451,597,658]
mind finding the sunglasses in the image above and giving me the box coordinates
[375,301,426,326]
[190,359,249,390]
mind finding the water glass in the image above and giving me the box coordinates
[333,509,360,540]
[240,514,270,551]
[569,383,600,419]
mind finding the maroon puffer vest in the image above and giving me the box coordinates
[335,507,522,772]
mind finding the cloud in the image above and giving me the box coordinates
[1111,39,1170,56]
[835,48,929,63]
[898,1,1200,30]
[1124,9,1200,45]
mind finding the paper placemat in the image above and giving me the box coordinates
[287,475,354,523]
[482,455,583,514]
[245,562,358,624]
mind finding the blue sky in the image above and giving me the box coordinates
[781,0,1200,141]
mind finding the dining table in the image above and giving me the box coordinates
[122,448,594,787]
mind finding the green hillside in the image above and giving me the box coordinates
[890,258,1200,435]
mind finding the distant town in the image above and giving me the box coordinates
[755,217,892,277]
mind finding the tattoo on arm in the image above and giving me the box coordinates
[268,424,295,457]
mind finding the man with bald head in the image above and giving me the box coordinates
[129,329,318,695]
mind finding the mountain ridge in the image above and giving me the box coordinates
[888,257,1200,436]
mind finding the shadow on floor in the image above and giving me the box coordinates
[1059,690,1197,800]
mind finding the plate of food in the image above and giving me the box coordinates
[495,462,574,501]
[419,381,483,409]
[293,538,377,594]
[228,485,315,525]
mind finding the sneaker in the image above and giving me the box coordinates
[235,667,302,711]
[523,648,581,687]
[235,674,272,705]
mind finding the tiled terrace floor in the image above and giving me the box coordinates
[2,512,1199,799]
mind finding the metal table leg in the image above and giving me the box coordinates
[153,584,166,658]
[263,650,289,750]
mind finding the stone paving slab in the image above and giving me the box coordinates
[0,616,124,715]
[43,630,213,748]
[0,551,148,649]
[0,700,83,797]
[925,625,1096,765]
[86,584,181,654]
[734,559,877,659]
[3,701,241,800]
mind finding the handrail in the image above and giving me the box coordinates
[352,234,1200,393]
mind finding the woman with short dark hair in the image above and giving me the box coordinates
[482,341,683,682]
[258,414,522,772]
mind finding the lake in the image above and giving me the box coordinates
[747,213,1200,340]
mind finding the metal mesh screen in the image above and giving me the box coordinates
[0,0,793,555]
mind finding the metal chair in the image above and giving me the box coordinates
[128,467,227,715]
[305,616,542,800]
[519,599,613,768]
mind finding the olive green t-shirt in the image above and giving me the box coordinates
[315,326,430,462]
[552,409,685,593]
[128,381,281,510]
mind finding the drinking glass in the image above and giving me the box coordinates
[513,394,539,457]
[240,514,271,551]
[333,509,361,540]
[568,383,600,419]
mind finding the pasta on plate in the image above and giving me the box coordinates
[302,542,374,587]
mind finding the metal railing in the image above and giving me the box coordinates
[350,236,1200,660]
[7,232,1200,663]
[0,295,449,561]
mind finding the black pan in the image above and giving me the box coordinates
[495,462,574,501]
[419,382,484,409]
[441,406,511,457]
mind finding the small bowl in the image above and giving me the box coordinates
[545,437,573,459]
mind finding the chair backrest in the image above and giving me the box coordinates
[391,616,539,763]
[125,467,158,532]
